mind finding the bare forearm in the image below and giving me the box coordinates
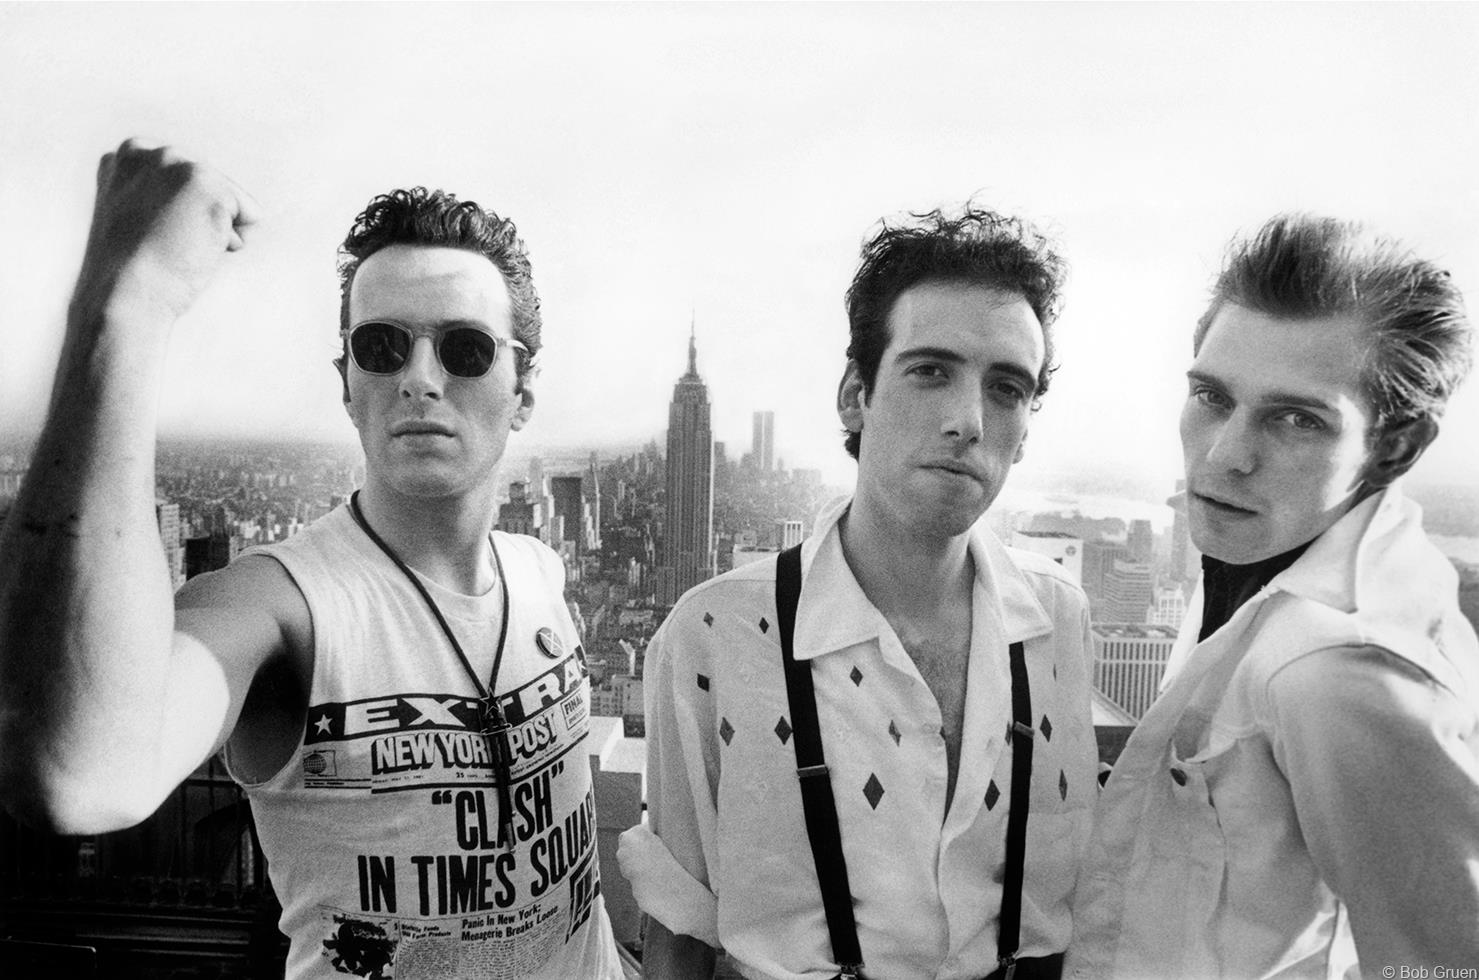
[0,141,257,831]
[0,309,178,828]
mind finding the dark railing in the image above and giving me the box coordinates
[0,756,288,979]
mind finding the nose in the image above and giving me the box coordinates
[1203,411,1258,474]
[941,387,984,445]
[399,336,444,402]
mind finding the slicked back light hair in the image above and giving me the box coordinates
[842,204,1067,459]
[1196,214,1472,434]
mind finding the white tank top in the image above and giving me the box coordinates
[227,506,621,980]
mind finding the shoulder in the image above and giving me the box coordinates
[240,508,367,589]
[226,510,363,620]
[1267,643,1460,719]
[177,551,309,627]
[1263,643,1479,777]
[173,554,315,769]
[1003,544,1090,614]
[1239,596,1395,701]
[669,559,779,629]
[492,530,565,586]
[492,528,557,560]
[1004,545,1081,586]
[648,560,780,668]
[1260,640,1478,765]
[175,553,313,679]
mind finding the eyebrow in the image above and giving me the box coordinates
[895,345,1040,390]
[430,318,495,331]
[1185,370,1338,412]
[351,318,498,334]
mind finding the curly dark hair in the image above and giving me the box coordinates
[842,204,1067,458]
[336,187,541,384]
[1197,214,1472,434]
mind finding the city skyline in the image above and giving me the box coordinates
[2,5,1478,497]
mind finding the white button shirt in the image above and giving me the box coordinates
[620,499,1097,980]
[1069,487,1479,979]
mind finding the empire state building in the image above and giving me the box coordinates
[659,326,715,605]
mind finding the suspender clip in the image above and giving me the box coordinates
[796,763,830,781]
[999,952,1018,980]
[838,962,864,980]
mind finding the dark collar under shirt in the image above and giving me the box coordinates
[1197,541,1312,642]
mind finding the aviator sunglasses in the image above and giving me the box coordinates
[346,321,529,379]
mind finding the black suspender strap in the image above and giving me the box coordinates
[776,544,1049,980]
[998,639,1032,979]
[776,544,865,980]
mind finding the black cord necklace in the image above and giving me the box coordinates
[348,491,517,847]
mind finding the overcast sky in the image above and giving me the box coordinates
[2,2,1476,494]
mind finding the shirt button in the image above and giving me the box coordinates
[1170,768,1187,786]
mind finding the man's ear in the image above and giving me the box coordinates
[337,355,367,432]
[510,375,536,431]
[334,355,350,404]
[837,360,866,434]
[1362,417,1439,489]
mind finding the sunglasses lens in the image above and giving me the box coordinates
[350,322,411,374]
[439,328,499,377]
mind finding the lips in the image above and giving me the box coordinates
[922,460,984,482]
[1191,488,1258,516]
[390,419,455,438]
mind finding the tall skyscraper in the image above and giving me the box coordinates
[1102,559,1154,624]
[659,326,715,605]
[526,459,556,548]
[1127,519,1154,564]
[585,453,602,552]
[1081,538,1129,615]
[156,500,184,592]
[550,475,585,552]
[752,410,775,472]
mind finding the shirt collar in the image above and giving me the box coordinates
[1269,484,1435,613]
[1263,483,1464,669]
[971,515,1058,644]
[1198,539,1311,641]
[1164,482,1464,695]
[791,496,1055,660]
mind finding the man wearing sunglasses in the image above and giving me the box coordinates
[0,141,624,979]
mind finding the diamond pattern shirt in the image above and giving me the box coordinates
[619,498,1097,980]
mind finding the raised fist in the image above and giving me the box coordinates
[70,139,261,330]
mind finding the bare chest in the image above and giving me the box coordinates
[898,629,972,808]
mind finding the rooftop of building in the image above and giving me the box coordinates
[1091,623,1180,639]
[1091,689,1139,726]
